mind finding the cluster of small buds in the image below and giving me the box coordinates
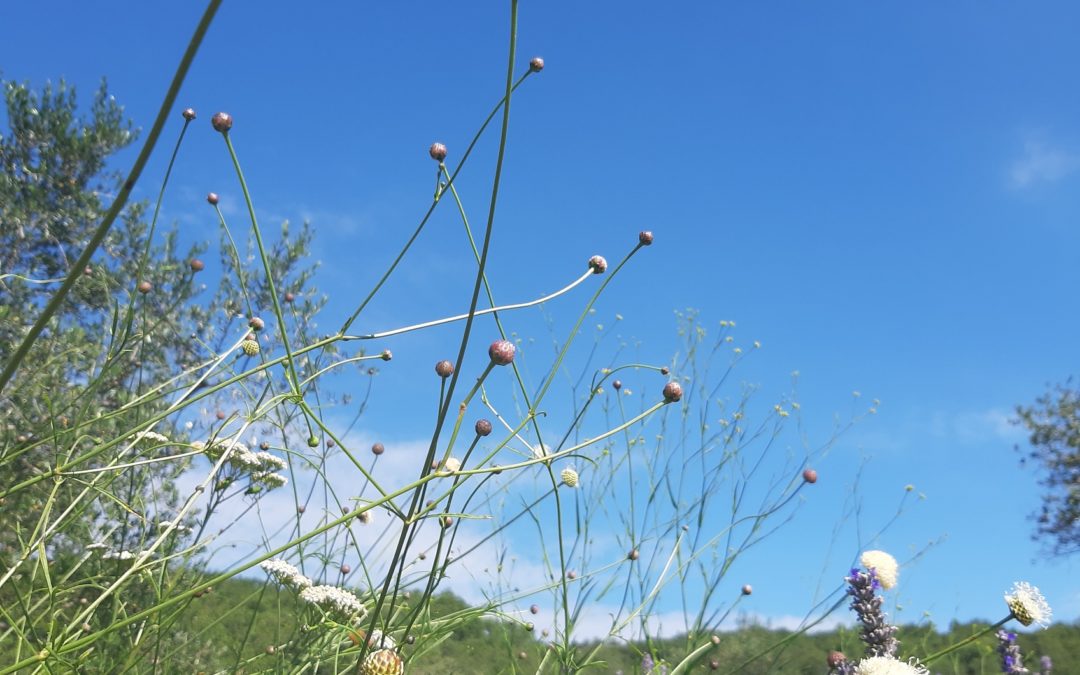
[260,558,313,589]
[298,584,366,618]
[846,565,899,658]
[198,440,288,489]
[851,656,928,674]
[129,430,170,447]
[996,630,1029,674]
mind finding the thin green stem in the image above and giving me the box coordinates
[922,615,1012,665]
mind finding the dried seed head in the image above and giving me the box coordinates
[435,360,454,378]
[529,56,545,72]
[475,419,493,436]
[371,442,385,456]
[206,192,219,205]
[488,339,516,365]
[381,349,393,361]
[248,316,265,331]
[628,548,639,561]
[663,381,683,402]
[638,230,654,246]
[189,258,205,272]
[137,281,152,294]
[182,108,196,121]
[741,584,753,596]
[241,339,260,356]
[429,142,447,162]
[802,468,818,484]
[211,112,233,133]
[588,255,608,274]
[612,379,622,390]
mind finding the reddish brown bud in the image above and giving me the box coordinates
[260,441,270,450]
[137,281,152,294]
[663,381,683,402]
[206,192,219,205]
[710,660,720,670]
[435,360,454,378]
[182,108,196,121]
[381,349,393,361]
[189,258,205,272]
[475,419,493,436]
[802,468,818,484]
[83,266,93,275]
[660,366,670,375]
[638,230,654,246]
[588,255,608,274]
[215,411,226,420]
[612,379,622,390]
[211,112,233,133]
[371,442,385,456]
[284,292,295,303]
[567,570,577,580]
[248,316,265,331]
[742,584,753,596]
[827,651,847,668]
[628,548,639,561]
[530,56,545,72]
[429,142,447,162]
[488,339,516,365]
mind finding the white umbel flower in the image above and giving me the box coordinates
[860,550,899,590]
[299,584,366,618]
[130,430,169,445]
[1004,581,1052,628]
[260,559,312,589]
[854,656,928,675]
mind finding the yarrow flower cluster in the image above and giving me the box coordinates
[299,584,366,618]
[1004,581,1052,628]
[852,656,928,675]
[260,558,313,589]
[196,440,289,489]
[129,430,169,446]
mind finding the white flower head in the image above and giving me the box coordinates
[440,457,461,473]
[260,558,312,589]
[254,472,288,489]
[130,430,169,446]
[253,451,287,471]
[1005,581,1052,628]
[299,584,366,618]
[860,550,899,590]
[561,466,579,488]
[854,656,928,675]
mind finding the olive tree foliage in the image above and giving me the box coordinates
[0,77,320,562]
[1016,378,1080,556]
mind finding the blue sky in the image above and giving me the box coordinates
[3,2,1079,636]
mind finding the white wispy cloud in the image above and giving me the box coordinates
[929,407,1024,445]
[1009,139,1080,188]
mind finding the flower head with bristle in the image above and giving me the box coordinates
[853,656,928,675]
[1004,581,1052,628]
[860,550,899,590]
[358,648,403,675]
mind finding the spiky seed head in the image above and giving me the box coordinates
[371,442,385,456]
[612,379,622,390]
[588,255,608,274]
[488,339,516,365]
[206,192,219,205]
[628,548,639,561]
[357,648,403,675]
[284,292,295,303]
[638,230,654,245]
[241,339,260,356]
[429,142,447,162]
[137,281,152,294]
[435,360,454,378]
[663,381,683,402]
[742,584,753,596]
[530,604,540,615]
[381,349,393,361]
[560,467,579,488]
[249,317,265,331]
[475,419,493,436]
[802,468,818,484]
[211,112,233,133]
[307,436,319,448]
[530,56,545,72]
[190,258,205,272]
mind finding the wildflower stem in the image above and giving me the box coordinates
[922,615,1012,665]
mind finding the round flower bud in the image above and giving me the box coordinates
[638,230,654,246]
[211,112,233,133]
[612,379,622,390]
[660,366,670,375]
[381,349,393,361]
[827,651,847,668]
[429,142,447,162]
[663,381,683,402]
[340,564,351,574]
[284,292,295,303]
[441,516,454,529]
[567,570,577,580]
[488,339,516,365]
[518,652,527,661]
[182,108,196,121]
[265,645,275,655]
[628,548,639,561]
[588,255,608,274]
[307,436,319,448]
[741,584,753,596]
[358,648,403,675]
[297,505,306,514]
[371,442,385,456]
[137,281,152,294]
[406,635,415,645]
[560,467,579,488]
[241,339,260,356]
[711,635,721,645]
[475,419,493,436]
[215,410,226,420]
[802,468,818,484]
[248,316,265,331]
[435,360,454,378]
[710,660,720,670]
[84,266,93,275]
[530,604,540,615]
[326,438,335,448]
[260,441,270,450]
[529,56,545,72]
[189,258,205,272]
[525,622,534,632]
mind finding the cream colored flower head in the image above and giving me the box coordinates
[561,467,579,488]
[854,656,928,675]
[860,550,899,590]
[441,457,461,473]
[1004,581,1052,628]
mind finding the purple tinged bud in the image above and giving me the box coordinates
[429,142,447,162]
[489,339,516,365]
[588,255,608,274]
[182,108,196,121]
[475,419,493,436]
[663,381,683,402]
[211,112,233,133]
[371,442,385,456]
[530,56,545,72]
[638,230,654,246]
